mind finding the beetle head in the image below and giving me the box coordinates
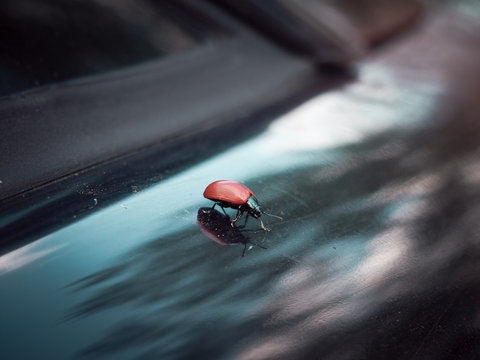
[246,196,262,218]
[252,206,262,218]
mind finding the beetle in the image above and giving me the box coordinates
[203,180,281,231]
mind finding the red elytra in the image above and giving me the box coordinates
[203,180,256,205]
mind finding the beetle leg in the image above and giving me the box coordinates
[215,204,228,217]
[231,210,242,227]
[259,219,271,232]
[242,243,247,257]
[237,214,249,229]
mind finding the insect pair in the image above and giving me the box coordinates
[203,180,282,231]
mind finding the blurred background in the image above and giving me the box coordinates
[1,1,480,359]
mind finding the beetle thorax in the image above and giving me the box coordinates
[245,196,262,218]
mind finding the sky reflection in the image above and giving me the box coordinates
[0,237,64,275]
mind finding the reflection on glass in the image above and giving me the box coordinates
[197,207,266,257]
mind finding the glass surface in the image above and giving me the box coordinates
[2,56,480,358]
[1,3,480,359]
[0,0,228,97]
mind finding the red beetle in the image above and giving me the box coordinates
[203,180,281,231]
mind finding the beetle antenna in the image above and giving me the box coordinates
[262,212,283,220]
